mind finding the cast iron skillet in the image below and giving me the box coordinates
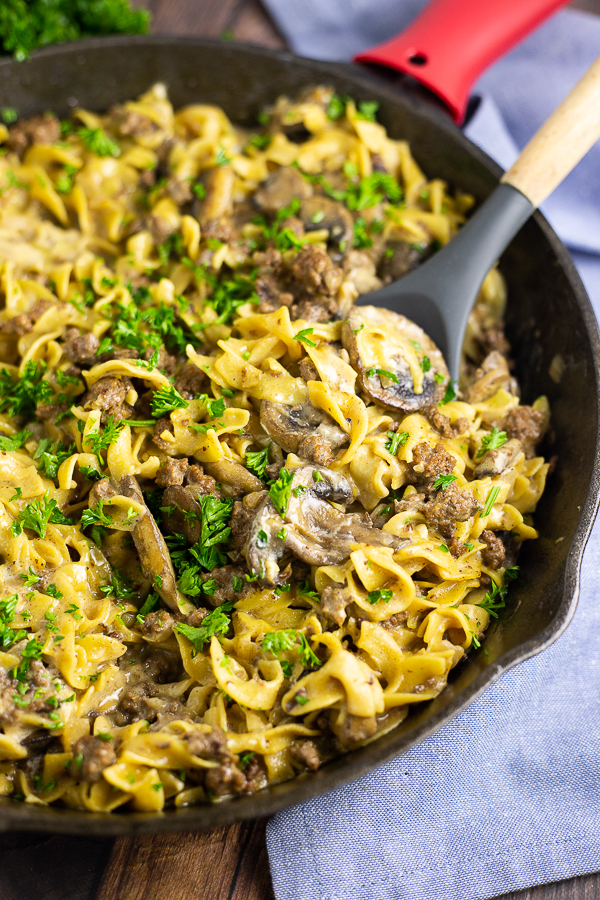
[0,36,599,836]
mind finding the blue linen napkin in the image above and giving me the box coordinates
[261,4,600,898]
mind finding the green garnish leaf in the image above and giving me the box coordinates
[0,429,31,451]
[268,469,294,517]
[0,361,53,419]
[477,427,508,458]
[77,127,120,158]
[432,474,457,491]
[262,630,321,668]
[150,385,189,417]
[11,490,71,538]
[294,328,316,348]
[367,367,399,384]
[366,589,393,604]
[439,381,457,405]
[482,485,501,518]
[384,430,409,455]
[245,443,270,480]
[355,100,379,122]
[175,602,233,652]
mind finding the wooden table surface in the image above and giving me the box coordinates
[2,1,599,898]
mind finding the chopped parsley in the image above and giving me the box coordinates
[268,468,294,517]
[367,367,399,384]
[55,164,78,194]
[1,107,17,124]
[83,415,126,462]
[245,444,270,480]
[135,592,160,626]
[77,127,120,158]
[0,361,53,419]
[439,381,457,405]
[150,385,189,417]
[420,356,432,372]
[262,630,321,668]
[355,100,379,122]
[327,93,347,120]
[385,430,409,455]
[0,429,31,451]
[0,592,25,650]
[34,439,74,480]
[432,474,457,491]
[482,486,501,518]
[366,589,393,604]
[167,495,234,598]
[294,328,316,348]
[175,602,233,652]
[353,217,372,249]
[11,491,71,538]
[80,500,112,531]
[477,427,508,458]
[187,269,260,329]
[196,394,226,418]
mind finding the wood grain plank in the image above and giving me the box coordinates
[97,819,274,900]
[133,0,239,39]
[226,0,286,48]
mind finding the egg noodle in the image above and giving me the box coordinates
[0,84,549,811]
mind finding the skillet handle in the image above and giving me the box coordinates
[354,0,569,124]
[501,55,600,208]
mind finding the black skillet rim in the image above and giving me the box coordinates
[0,34,598,836]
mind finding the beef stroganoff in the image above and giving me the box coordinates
[0,84,549,810]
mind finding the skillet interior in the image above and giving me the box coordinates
[0,35,598,836]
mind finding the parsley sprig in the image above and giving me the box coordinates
[268,469,294,517]
[384,430,409,456]
[11,490,72,538]
[175,602,233,652]
[477,427,508,458]
[245,444,270,480]
[476,566,519,618]
[432,474,457,491]
[150,385,189,417]
[262,629,321,668]
[0,361,53,419]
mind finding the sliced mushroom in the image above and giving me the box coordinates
[377,240,425,283]
[120,475,193,615]
[473,438,522,478]
[260,399,347,465]
[194,165,235,225]
[253,166,312,215]
[465,351,513,404]
[299,197,353,246]
[203,458,264,498]
[342,306,448,412]
[245,465,404,585]
[161,484,202,544]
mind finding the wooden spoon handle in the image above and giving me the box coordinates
[501,54,600,208]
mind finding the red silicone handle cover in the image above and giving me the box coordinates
[354,0,570,123]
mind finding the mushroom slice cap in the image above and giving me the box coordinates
[203,458,264,497]
[300,196,353,246]
[342,306,449,412]
[260,399,346,456]
[120,475,193,615]
[253,165,312,214]
[244,464,403,585]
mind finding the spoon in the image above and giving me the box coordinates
[359,54,600,382]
